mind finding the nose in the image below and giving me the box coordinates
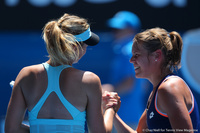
[130,56,135,63]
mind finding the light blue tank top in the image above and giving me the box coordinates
[28,62,86,133]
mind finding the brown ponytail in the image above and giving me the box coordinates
[168,31,183,70]
[133,27,183,72]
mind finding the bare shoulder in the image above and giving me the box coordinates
[12,64,44,95]
[157,76,188,113]
[158,76,186,96]
[15,64,45,86]
[82,71,101,84]
[18,64,44,76]
[65,68,100,84]
[81,71,102,96]
[66,68,101,90]
[157,76,194,129]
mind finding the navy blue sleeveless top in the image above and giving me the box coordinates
[146,74,200,133]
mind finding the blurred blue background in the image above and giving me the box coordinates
[0,0,200,132]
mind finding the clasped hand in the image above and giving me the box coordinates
[102,91,121,113]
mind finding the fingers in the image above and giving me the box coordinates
[103,91,118,98]
[102,92,120,105]
[103,98,118,112]
[106,99,118,106]
[102,91,121,113]
[102,91,111,97]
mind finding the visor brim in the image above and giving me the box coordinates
[83,32,100,46]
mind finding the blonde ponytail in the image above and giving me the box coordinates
[43,13,89,65]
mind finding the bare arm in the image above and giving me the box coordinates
[83,72,114,133]
[113,110,148,133]
[136,110,148,133]
[102,91,138,133]
[5,68,30,133]
[104,108,115,132]
[113,113,137,133]
[158,79,193,132]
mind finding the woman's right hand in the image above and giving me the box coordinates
[102,91,121,113]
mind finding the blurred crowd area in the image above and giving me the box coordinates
[0,29,200,132]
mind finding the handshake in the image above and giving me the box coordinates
[102,91,121,113]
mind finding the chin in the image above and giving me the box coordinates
[135,73,145,79]
[135,73,140,78]
[135,75,141,79]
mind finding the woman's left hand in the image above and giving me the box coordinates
[102,91,121,113]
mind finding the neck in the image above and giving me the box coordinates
[46,59,61,66]
[149,69,172,89]
[47,59,72,66]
